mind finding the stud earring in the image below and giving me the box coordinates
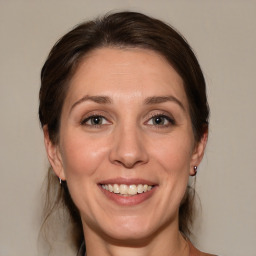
[191,166,197,176]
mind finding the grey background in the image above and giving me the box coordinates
[0,1,256,255]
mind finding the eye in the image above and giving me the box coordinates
[147,114,175,127]
[81,115,110,126]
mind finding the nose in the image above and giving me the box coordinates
[109,124,149,169]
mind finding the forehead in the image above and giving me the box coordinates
[65,47,188,107]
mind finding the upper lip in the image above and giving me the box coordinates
[98,178,157,186]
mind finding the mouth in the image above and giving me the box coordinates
[101,184,154,196]
[98,179,157,206]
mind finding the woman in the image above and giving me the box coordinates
[39,11,215,256]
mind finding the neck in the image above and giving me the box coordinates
[83,223,189,256]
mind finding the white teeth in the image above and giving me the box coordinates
[137,184,144,193]
[113,184,120,194]
[128,185,137,195]
[108,184,113,192]
[119,184,128,194]
[101,184,154,195]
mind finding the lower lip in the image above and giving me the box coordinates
[98,185,157,206]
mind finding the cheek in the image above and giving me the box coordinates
[151,133,193,200]
[152,134,193,175]
[60,131,109,179]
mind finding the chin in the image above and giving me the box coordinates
[101,228,155,246]
[93,215,162,246]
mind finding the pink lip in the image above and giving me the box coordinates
[98,178,158,206]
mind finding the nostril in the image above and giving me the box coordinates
[113,158,146,169]
[109,130,149,167]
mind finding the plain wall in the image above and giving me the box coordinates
[0,1,256,255]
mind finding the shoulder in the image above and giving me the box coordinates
[188,240,217,256]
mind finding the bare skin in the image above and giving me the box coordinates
[44,48,209,256]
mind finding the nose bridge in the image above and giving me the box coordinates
[109,119,148,168]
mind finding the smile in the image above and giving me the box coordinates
[101,184,153,196]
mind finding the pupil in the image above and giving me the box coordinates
[92,116,101,125]
[154,116,163,125]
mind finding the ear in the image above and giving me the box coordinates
[43,125,66,181]
[189,128,208,175]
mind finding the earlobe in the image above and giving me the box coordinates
[190,129,208,176]
[43,125,66,181]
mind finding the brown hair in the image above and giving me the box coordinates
[39,11,209,251]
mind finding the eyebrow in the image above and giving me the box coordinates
[144,96,185,111]
[70,94,185,113]
[70,95,112,112]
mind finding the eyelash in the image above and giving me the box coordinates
[146,114,175,128]
[80,113,175,128]
[80,114,109,127]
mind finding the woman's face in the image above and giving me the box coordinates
[45,47,206,244]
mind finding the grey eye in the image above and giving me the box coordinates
[147,115,174,126]
[90,116,103,125]
[81,115,109,126]
[152,116,166,125]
